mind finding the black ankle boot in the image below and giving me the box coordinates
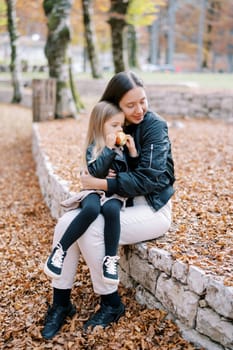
[84,301,125,331]
[41,302,76,340]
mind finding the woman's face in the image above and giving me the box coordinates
[119,86,148,125]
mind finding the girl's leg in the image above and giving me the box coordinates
[60,193,101,251]
[101,199,123,284]
[44,193,101,279]
[101,199,122,256]
[51,209,81,289]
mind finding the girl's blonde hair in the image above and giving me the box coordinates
[83,101,123,163]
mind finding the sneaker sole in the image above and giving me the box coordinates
[43,260,61,280]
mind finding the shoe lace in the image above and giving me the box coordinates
[104,256,119,275]
[51,243,65,268]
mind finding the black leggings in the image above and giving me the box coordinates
[59,193,122,256]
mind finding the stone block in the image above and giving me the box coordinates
[187,265,209,295]
[172,259,188,284]
[208,110,221,119]
[149,247,173,275]
[206,279,233,319]
[134,242,148,259]
[155,273,199,327]
[176,320,224,350]
[119,246,131,274]
[196,307,233,348]
[221,97,233,111]
[129,254,159,293]
[135,285,166,311]
[118,265,135,289]
[207,97,221,109]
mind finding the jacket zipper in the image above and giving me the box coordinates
[149,144,153,168]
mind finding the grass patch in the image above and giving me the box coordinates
[1,71,232,90]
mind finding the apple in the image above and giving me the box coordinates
[115,131,127,146]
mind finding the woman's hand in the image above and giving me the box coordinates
[80,171,108,191]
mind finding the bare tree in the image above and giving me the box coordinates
[81,0,102,78]
[148,17,160,65]
[108,0,129,73]
[43,0,80,119]
[167,0,176,65]
[127,24,138,68]
[5,0,22,103]
[197,0,207,71]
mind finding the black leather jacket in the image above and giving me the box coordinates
[86,144,139,179]
[107,111,175,211]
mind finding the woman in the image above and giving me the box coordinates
[44,101,138,284]
[41,71,175,340]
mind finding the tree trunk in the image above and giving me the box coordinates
[127,24,138,68]
[167,0,176,66]
[203,0,221,70]
[108,0,129,73]
[148,17,160,65]
[197,0,207,71]
[82,0,102,78]
[68,57,85,110]
[43,0,80,119]
[5,0,22,103]
[227,52,233,73]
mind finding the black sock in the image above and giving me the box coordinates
[101,290,121,308]
[53,288,71,308]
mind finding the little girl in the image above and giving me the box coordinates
[44,101,138,284]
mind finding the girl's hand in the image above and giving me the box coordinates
[125,135,138,157]
[107,169,116,178]
[105,133,117,149]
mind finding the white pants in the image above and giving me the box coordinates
[52,196,172,295]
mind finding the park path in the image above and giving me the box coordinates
[0,103,198,349]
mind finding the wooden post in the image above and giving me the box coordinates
[32,79,56,122]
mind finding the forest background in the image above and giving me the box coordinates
[0,0,233,117]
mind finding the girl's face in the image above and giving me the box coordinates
[103,112,125,139]
[119,86,148,125]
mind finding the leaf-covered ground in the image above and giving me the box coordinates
[1,104,201,349]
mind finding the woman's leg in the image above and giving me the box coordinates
[79,198,172,329]
[78,197,172,295]
[42,210,81,340]
[42,197,171,336]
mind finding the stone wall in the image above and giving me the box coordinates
[32,124,233,350]
[76,80,233,121]
[1,81,233,121]
[145,85,233,121]
[119,245,233,350]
